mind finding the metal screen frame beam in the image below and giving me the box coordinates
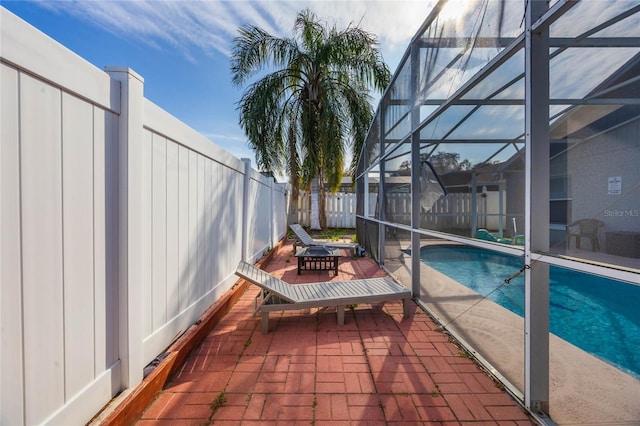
[524,0,551,416]
[410,43,422,298]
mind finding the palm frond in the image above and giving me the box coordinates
[231,25,300,87]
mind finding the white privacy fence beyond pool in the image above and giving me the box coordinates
[0,9,288,425]
[298,190,507,232]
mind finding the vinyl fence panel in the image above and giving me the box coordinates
[1,47,121,425]
[1,8,288,425]
[298,192,357,228]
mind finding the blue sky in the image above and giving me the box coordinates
[3,0,436,171]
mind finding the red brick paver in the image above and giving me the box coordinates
[136,240,535,425]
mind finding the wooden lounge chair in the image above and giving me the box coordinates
[289,223,359,255]
[235,261,412,333]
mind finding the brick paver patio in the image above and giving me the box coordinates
[136,240,535,425]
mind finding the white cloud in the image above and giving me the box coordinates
[28,0,438,178]
[34,0,436,68]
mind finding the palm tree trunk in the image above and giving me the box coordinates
[319,176,327,229]
[310,177,320,229]
[288,131,299,225]
[288,180,299,225]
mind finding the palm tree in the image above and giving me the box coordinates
[231,9,390,229]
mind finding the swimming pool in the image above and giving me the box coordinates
[419,245,640,378]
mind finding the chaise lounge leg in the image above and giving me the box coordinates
[262,311,270,334]
[403,298,410,318]
[337,306,345,325]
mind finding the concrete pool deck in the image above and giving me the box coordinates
[382,242,640,425]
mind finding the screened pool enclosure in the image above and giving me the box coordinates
[355,1,639,424]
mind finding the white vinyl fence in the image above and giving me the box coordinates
[296,191,502,231]
[297,192,356,228]
[385,192,502,230]
[0,9,287,425]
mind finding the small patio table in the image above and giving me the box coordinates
[295,246,340,275]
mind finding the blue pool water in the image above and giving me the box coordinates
[419,245,640,378]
